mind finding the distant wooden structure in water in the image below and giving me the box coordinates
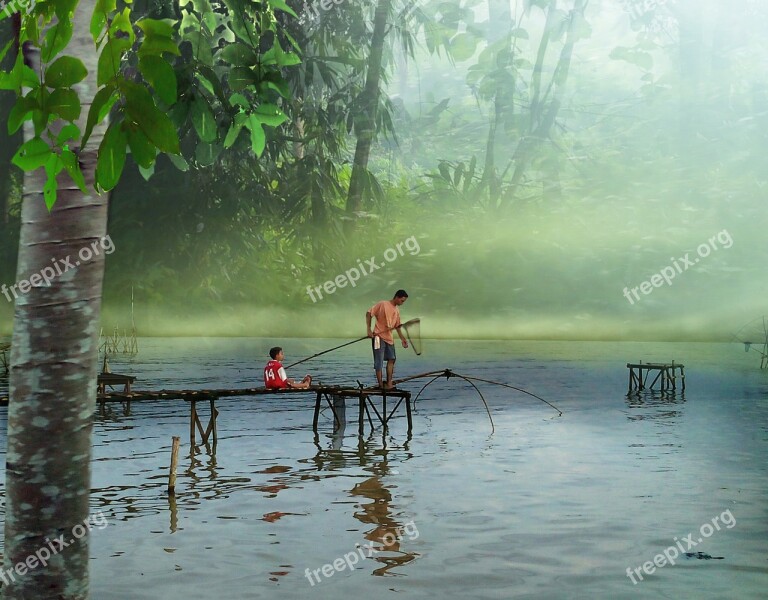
[0,383,413,450]
[627,361,685,393]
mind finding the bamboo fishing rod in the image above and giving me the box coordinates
[285,319,420,369]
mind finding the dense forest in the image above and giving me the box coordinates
[1,0,765,339]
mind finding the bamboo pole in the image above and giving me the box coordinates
[168,436,181,496]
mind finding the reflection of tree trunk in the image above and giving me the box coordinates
[3,2,108,597]
[345,0,391,231]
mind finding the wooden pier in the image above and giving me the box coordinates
[0,385,413,449]
[627,361,685,393]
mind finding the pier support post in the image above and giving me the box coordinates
[313,391,321,431]
[358,393,365,435]
[168,436,180,495]
[405,392,412,433]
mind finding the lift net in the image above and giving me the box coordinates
[402,319,422,356]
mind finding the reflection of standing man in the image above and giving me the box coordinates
[366,290,408,389]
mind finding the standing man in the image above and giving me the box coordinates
[366,290,409,389]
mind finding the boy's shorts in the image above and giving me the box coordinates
[372,336,396,371]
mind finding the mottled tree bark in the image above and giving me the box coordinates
[3,1,108,598]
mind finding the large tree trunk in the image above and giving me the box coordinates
[3,1,108,598]
[344,0,391,231]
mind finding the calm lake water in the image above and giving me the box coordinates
[1,339,767,599]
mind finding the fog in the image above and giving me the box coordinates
[0,0,765,341]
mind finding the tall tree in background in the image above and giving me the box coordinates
[345,0,392,227]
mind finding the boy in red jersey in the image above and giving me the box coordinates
[366,289,409,389]
[264,347,312,389]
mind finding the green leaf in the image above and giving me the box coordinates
[61,147,87,192]
[216,43,257,66]
[196,66,227,104]
[45,56,88,88]
[42,19,74,63]
[229,93,249,108]
[183,30,213,66]
[0,38,14,64]
[191,96,217,142]
[96,121,128,191]
[260,78,291,99]
[47,88,81,120]
[167,154,189,171]
[122,81,180,154]
[228,67,255,92]
[43,153,65,211]
[138,55,177,104]
[110,8,136,46]
[246,114,265,156]
[22,65,38,88]
[12,138,54,171]
[253,104,287,127]
[126,126,156,168]
[7,95,38,134]
[81,84,117,148]
[0,49,25,92]
[138,163,155,180]
[90,0,110,43]
[449,33,478,62]
[223,112,247,148]
[195,141,221,166]
[267,0,298,18]
[139,35,182,57]
[97,37,131,85]
[57,123,81,145]
[137,18,175,39]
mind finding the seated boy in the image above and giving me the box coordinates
[264,347,312,389]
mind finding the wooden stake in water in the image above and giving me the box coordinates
[168,436,180,496]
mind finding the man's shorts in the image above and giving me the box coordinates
[372,336,396,371]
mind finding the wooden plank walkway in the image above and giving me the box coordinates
[627,361,685,393]
[0,384,413,450]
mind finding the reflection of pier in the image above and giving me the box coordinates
[0,385,414,449]
[627,361,685,393]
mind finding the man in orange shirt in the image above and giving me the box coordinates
[366,290,409,389]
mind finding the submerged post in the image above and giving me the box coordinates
[168,436,181,496]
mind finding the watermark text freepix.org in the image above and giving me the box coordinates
[304,520,419,585]
[623,229,733,305]
[625,509,735,584]
[0,510,108,586]
[2,235,115,303]
[306,236,421,303]
[0,0,35,17]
